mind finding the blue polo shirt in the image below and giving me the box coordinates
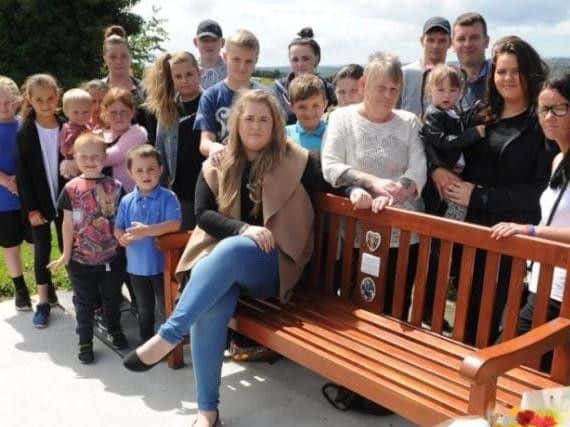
[286,120,327,151]
[115,185,181,276]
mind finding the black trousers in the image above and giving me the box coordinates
[517,292,560,372]
[67,260,123,344]
[425,243,512,345]
[384,244,419,318]
[129,273,165,342]
[30,216,63,285]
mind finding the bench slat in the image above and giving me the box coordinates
[393,230,411,319]
[432,240,453,333]
[324,214,341,296]
[340,217,356,298]
[476,252,501,348]
[453,246,476,342]
[309,210,324,291]
[410,235,432,326]
[502,258,528,341]
[529,264,555,368]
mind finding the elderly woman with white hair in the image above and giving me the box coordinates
[321,52,427,317]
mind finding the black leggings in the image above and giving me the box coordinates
[129,274,165,342]
[30,217,62,285]
[517,292,560,372]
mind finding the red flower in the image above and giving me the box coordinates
[529,415,557,427]
[517,410,536,425]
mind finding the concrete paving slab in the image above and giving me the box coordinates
[0,292,418,427]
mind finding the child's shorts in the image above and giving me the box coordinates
[0,210,33,248]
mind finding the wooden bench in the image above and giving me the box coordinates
[157,193,570,426]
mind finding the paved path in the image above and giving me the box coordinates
[0,292,417,427]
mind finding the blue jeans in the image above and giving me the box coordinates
[158,236,279,410]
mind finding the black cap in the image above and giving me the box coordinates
[422,16,451,35]
[196,19,223,39]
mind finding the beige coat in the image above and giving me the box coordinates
[175,143,314,302]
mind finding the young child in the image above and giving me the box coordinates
[82,79,109,131]
[143,51,204,229]
[420,64,485,219]
[16,73,64,327]
[333,64,364,107]
[48,132,127,363]
[286,74,328,152]
[59,88,92,179]
[0,76,32,311]
[194,29,264,164]
[193,19,227,90]
[115,145,181,343]
[100,87,147,192]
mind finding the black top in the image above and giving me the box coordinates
[172,97,204,201]
[421,104,482,170]
[15,114,67,220]
[194,153,332,240]
[462,109,558,226]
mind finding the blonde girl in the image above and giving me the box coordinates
[82,79,109,130]
[100,87,147,192]
[16,74,64,327]
[124,90,330,427]
[143,51,203,229]
[0,76,32,311]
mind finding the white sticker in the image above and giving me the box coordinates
[361,253,381,277]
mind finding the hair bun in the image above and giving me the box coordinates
[104,25,127,39]
[298,27,314,39]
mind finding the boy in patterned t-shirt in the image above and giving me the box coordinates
[48,132,126,364]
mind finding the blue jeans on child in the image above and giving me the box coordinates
[158,236,279,410]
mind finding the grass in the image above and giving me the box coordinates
[0,227,70,299]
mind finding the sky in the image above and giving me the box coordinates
[132,0,570,67]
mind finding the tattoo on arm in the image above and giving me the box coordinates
[398,177,414,190]
[337,169,362,187]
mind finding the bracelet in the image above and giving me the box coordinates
[527,224,536,236]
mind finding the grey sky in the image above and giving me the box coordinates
[132,0,570,66]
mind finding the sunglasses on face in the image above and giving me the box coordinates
[538,103,569,118]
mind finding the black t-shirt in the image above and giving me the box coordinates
[172,96,204,201]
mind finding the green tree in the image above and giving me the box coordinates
[129,6,169,78]
[0,0,166,89]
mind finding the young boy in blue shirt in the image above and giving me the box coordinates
[286,74,328,153]
[115,145,181,343]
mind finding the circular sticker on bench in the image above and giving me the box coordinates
[365,231,381,252]
[360,277,376,302]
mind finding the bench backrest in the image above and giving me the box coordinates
[309,194,570,370]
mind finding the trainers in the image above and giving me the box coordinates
[78,342,95,364]
[110,330,128,350]
[15,290,32,312]
[32,303,51,328]
[47,283,59,307]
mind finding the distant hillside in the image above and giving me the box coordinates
[255,58,570,80]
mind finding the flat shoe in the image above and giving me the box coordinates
[122,349,158,372]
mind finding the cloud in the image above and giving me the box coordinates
[132,0,570,65]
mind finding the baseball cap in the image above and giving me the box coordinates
[422,16,451,35]
[196,19,223,39]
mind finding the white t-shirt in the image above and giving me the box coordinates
[529,184,570,301]
[35,122,60,210]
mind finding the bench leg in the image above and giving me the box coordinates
[167,343,185,369]
[467,382,496,421]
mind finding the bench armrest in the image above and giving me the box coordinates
[156,231,191,252]
[460,317,570,384]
